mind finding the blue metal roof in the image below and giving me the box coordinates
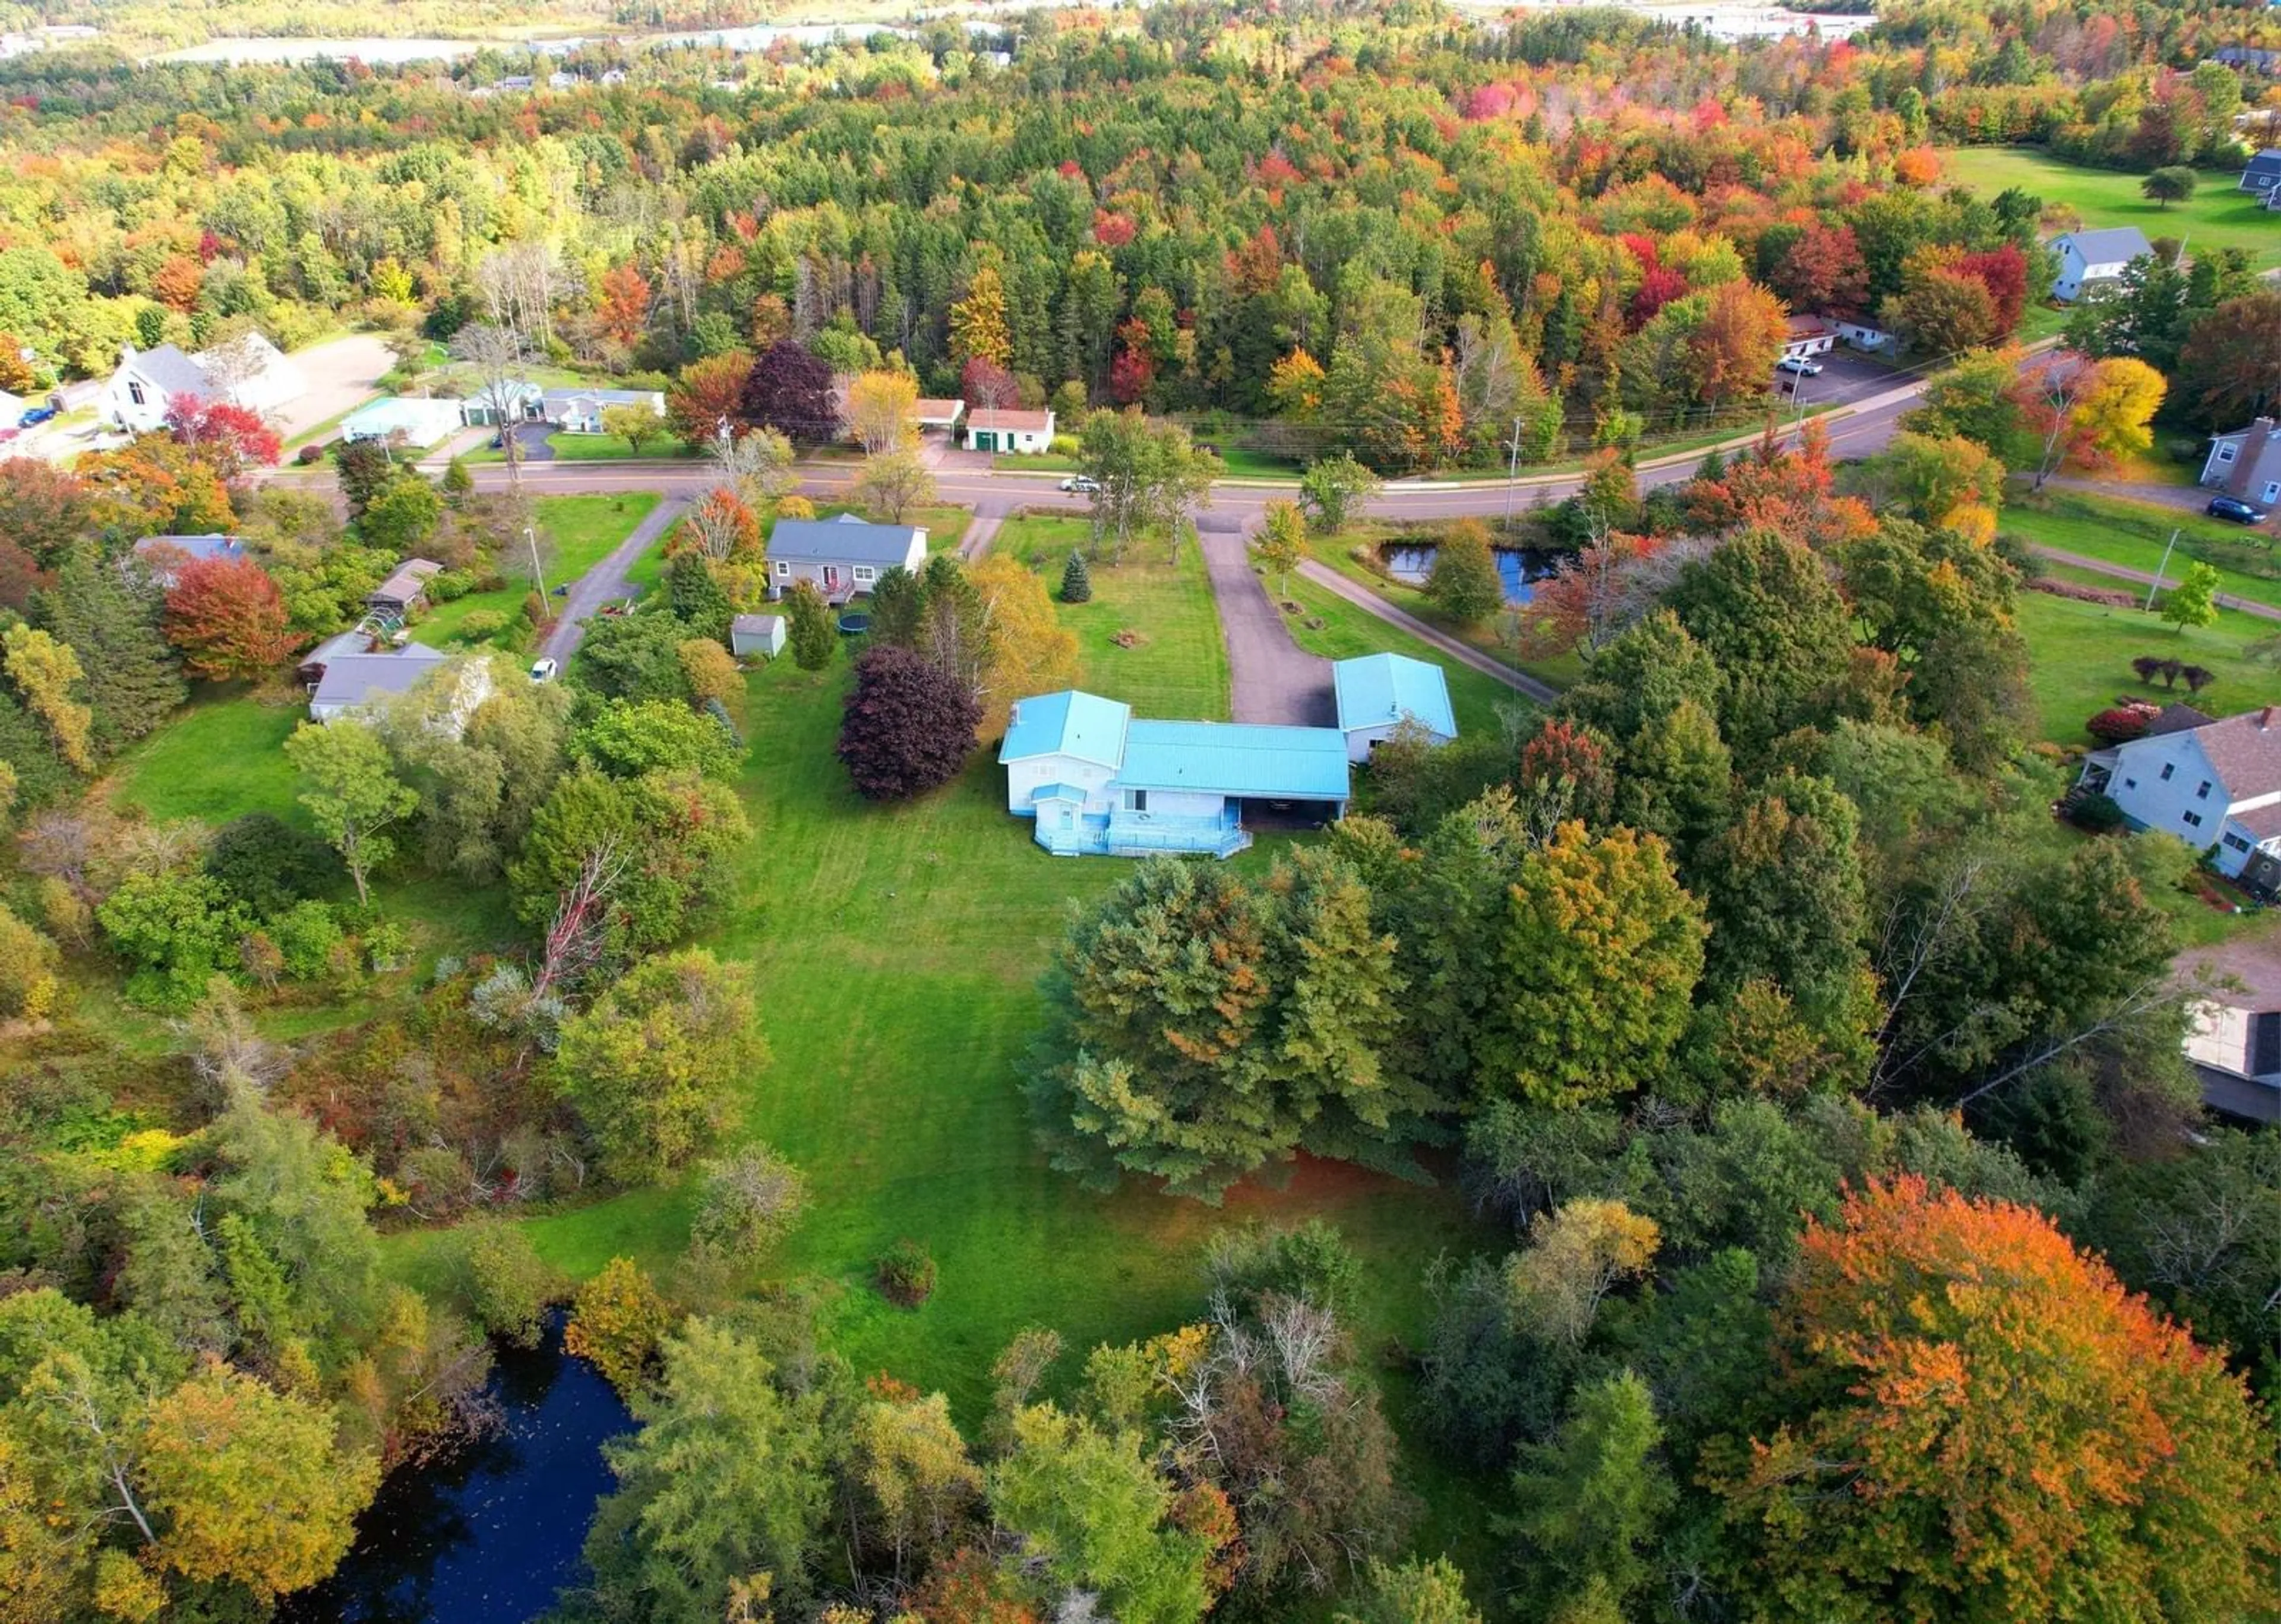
[1119,720,1350,801]
[999,690,1132,767]
[1031,782,1088,803]
[1333,653,1458,739]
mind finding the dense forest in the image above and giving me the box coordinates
[0,2,2277,1622]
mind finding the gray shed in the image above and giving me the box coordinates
[731,613,786,658]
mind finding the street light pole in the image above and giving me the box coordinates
[1502,414,1525,537]
[2144,528,2181,614]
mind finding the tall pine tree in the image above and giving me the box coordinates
[35,542,185,754]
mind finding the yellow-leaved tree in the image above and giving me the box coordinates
[969,554,1078,739]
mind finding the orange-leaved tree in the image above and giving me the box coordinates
[1713,1176,2281,1623]
[163,555,298,681]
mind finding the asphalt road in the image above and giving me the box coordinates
[428,366,1941,709]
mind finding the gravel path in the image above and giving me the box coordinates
[1295,560,1560,703]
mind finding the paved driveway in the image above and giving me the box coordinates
[1195,510,1335,725]
[544,496,688,663]
[274,333,394,443]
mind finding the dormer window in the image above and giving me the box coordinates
[127,380,145,406]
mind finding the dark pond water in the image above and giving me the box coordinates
[1380,541,1563,605]
[280,1315,631,1624]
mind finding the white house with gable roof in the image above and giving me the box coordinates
[2047,227,2154,303]
[2079,704,2281,879]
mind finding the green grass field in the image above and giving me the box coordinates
[514,658,1489,1428]
[995,517,1231,719]
[1269,565,1532,739]
[110,685,305,828]
[1307,527,1584,690]
[2004,488,2281,611]
[2014,587,2280,745]
[416,494,660,648]
[1939,147,2281,270]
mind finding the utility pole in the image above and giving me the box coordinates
[2144,528,2181,613]
[1502,414,1525,537]
[526,525,550,602]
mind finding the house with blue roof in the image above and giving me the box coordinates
[1333,653,1457,762]
[1000,690,1354,858]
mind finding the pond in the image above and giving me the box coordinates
[1379,541,1565,606]
[279,1315,631,1624]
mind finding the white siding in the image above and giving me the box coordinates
[1003,753,1117,815]
[1345,721,1453,763]
[1126,788,1223,819]
[2108,733,2228,850]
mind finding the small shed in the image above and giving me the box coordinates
[731,613,786,658]
[340,396,463,447]
[368,558,444,614]
[1333,653,1458,762]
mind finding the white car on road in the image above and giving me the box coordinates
[529,657,558,683]
[1059,475,1100,494]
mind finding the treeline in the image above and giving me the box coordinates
[0,0,2187,474]
[1021,425,2281,1616]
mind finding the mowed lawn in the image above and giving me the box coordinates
[995,516,1231,719]
[2015,585,2281,745]
[1273,565,1532,738]
[418,494,661,647]
[2004,489,2281,612]
[518,652,1487,1427]
[1939,147,2281,270]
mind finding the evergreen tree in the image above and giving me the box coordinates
[1511,1371,1677,1616]
[34,542,185,754]
[1060,549,1092,604]
[868,564,926,646]
[665,551,734,644]
[785,582,837,671]
[1028,850,1426,1199]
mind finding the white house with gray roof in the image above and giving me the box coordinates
[2047,227,2154,303]
[102,336,304,432]
[2080,704,2281,879]
[767,513,927,602]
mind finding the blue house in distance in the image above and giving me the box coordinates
[1000,690,1353,858]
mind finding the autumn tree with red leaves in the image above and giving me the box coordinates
[1713,1176,2281,1624]
[163,555,298,680]
[1769,223,1870,318]
[165,394,282,481]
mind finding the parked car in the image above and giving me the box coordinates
[529,657,558,683]
[1059,475,1100,494]
[18,405,56,428]
[2208,495,2271,526]
[1775,356,1824,377]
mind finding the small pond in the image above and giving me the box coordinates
[279,1314,631,1624]
[1379,541,1564,605]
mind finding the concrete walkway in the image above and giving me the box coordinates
[543,496,688,663]
[1296,559,1562,704]
[1197,518,1335,725]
